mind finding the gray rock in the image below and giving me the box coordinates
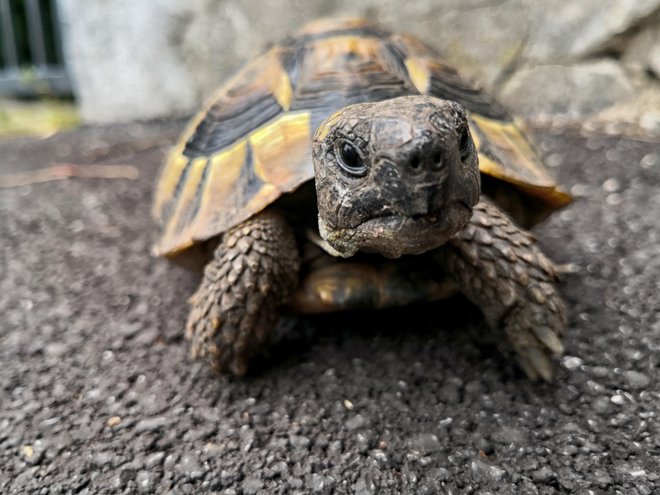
[163,454,178,472]
[622,370,650,389]
[416,0,528,89]
[524,0,660,61]
[353,471,376,495]
[345,414,368,431]
[290,434,311,449]
[491,426,528,445]
[177,452,205,480]
[242,477,264,494]
[624,23,660,77]
[591,396,612,415]
[409,433,441,454]
[134,416,173,433]
[113,467,135,490]
[471,459,505,482]
[532,466,555,483]
[499,60,635,118]
[288,478,304,489]
[92,450,122,469]
[144,452,166,469]
[136,470,161,493]
[307,473,335,494]
[592,469,612,488]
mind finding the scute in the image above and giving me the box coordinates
[152,49,311,257]
[153,18,570,258]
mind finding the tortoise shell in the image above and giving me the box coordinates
[153,18,571,258]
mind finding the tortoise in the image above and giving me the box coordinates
[152,18,572,380]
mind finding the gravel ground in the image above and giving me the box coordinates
[1,122,659,494]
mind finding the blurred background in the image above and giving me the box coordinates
[1,0,659,137]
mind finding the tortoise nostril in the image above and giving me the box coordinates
[409,155,421,170]
[432,152,443,165]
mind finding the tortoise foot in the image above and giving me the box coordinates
[185,211,300,376]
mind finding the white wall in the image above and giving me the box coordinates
[57,0,660,128]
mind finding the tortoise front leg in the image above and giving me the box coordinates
[186,210,300,376]
[436,199,567,380]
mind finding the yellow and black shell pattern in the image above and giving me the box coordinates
[153,18,571,258]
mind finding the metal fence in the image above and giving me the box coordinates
[0,0,70,96]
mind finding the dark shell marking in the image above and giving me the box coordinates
[153,18,570,257]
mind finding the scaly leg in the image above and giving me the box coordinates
[186,210,300,376]
[436,199,567,380]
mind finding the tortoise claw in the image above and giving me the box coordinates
[524,347,554,382]
[532,326,564,356]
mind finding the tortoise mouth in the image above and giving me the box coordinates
[321,201,472,258]
[353,211,442,236]
[354,198,472,230]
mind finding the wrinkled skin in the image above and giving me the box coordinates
[187,95,566,381]
[313,96,480,258]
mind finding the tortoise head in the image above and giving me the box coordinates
[312,95,480,258]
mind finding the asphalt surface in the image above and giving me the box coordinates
[1,121,659,494]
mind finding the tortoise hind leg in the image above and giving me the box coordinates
[186,210,300,376]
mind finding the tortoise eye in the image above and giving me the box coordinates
[335,140,367,176]
[458,125,472,161]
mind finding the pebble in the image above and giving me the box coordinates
[370,449,388,464]
[240,427,255,453]
[558,445,579,456]
[135,470,160,493]
[640,152,658,169]
[290,435,311,449]
[134,416,172,433]
[309,473,325,493]
[289,478,304,489]
[438,383,460,403]
[532,466,555,482]
[107,416,121,428]
[242,478,264,494]
[308,473,335,493]
[622,370,650,389]
[491,426,527,445]
[144,451,165,469]
[163,454,178,471]
[345,414,368,431]
[354,473,376,495]
[561,356,583,370]
[327,440,342,456]
[602,178,620,192]
[591,366,611,378]
[429,467,450,481]
[113,467,136,489]
[178,452,205,480]
[591,396,612,415]
[592,469,612,488]
[409,433,441,454]
[21,445,44,465]
[471,460,505,482]
[92,450,121,468]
